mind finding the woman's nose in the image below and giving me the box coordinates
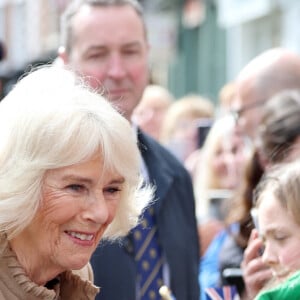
[83,193,110,224]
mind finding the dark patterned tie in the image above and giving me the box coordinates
[133,206,164,299]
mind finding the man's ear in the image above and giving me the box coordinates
[57,46,68,65]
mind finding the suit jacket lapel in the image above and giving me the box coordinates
[137,130,174,212]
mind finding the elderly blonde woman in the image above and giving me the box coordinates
[0,66,152,299]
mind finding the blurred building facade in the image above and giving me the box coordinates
[217,0,300,80]
[1,0,300,101]
[0,0,64,73]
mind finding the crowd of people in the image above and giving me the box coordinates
[1,0,300,300]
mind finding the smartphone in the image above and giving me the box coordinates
[222,268,244,295]
[250,208,259,230]
[196,119,213,148]
[250,208,264,256]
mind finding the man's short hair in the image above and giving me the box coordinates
[60,0,146,54]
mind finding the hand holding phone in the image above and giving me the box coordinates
[241,229,272,299]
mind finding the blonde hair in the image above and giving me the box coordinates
[0,66,152,239]
[140,85,174,107]
[194,116,235,221]
[160,94,214,143]
[218,81,237,110]
[255,160,300,225]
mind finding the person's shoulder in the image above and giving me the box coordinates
[256,271,300,300]
[221,229,243,255]
[219,227,244,269]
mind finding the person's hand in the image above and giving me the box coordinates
[241,229,272,299]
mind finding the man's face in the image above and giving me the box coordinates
[232,77,265,140]
[62,5,149,120]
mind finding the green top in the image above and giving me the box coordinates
[255,271,300,300]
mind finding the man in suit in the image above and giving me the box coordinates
[59,1,200,299]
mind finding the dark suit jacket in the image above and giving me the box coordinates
[90,130,200,300]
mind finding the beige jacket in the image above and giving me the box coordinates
[0,234,99,300]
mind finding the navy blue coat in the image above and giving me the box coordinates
[90,130,200,300]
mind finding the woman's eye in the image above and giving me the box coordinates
[67,184,85,192]
[105,186,121,194]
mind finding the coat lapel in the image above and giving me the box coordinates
[137,130,175,213]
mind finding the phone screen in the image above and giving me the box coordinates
[197,119,213,148]
[222,268,245,295]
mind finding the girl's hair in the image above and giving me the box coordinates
[254,160,300,226]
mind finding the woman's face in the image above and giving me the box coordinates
[12,152,124,274]
[259,191,300,282]
[212,132,247,189]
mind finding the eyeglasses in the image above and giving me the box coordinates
[231,99,265,123]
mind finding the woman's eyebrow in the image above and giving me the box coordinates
[108,177,125,185]
[60,174,93,185]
